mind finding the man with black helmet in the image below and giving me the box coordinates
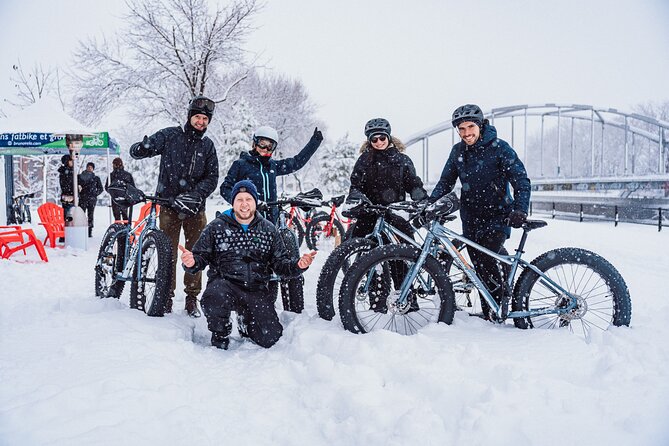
[130,95,219,317]
[220,125,323,223]
[430,104,531,320]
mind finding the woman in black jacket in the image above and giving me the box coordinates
[348,118,427,238]
[105,157,135,221]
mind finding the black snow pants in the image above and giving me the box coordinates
[200,278,283,348]
[467,229,509,318]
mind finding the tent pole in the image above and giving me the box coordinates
[4,155,14,225]
[106,146,112,225]
[42,155,47,204]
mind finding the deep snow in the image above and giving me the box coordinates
[1,207,668,446]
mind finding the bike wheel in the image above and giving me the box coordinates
[95,223,128,298]
[130,230,173,317]
[281,276,304,313]
[339,245,455,335]
[287,218,306,248]
[278,228,304,313]
[305,214,346,251]
[512,247,632,336]
[316,237,377,320]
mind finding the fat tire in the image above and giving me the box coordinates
[287,218,306,248]
[95,223,128,298]
[316,237,377,320]
[130,230,173,317]
[512,247,631,332]
[278,228,304,313]
[339,244,455,335]
[305,214,346,251]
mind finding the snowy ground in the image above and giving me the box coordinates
[1,206,668,445]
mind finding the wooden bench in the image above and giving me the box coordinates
[0,226,49,262]
[37,202,65,248]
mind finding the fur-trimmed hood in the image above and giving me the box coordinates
[359,136,406,153]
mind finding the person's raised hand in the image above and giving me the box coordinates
[179,244,195,268]
[297,251,317,269]
[312,127,323,143]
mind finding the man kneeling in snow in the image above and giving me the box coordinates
[179,180,316,350]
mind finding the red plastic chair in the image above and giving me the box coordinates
[37,203,65,248]
[0,226,49,262]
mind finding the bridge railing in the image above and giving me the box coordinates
[405,103,669,184]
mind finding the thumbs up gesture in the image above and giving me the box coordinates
[179,244,195,268]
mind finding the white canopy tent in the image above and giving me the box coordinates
[0,98,119,226]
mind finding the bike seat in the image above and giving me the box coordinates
[523,220,548,231]
[331,195,345,207]
[294,188,323,202]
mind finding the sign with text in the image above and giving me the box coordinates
[0,132,118,155]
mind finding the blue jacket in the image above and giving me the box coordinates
[430,124,531,237]
[220,135,321,221]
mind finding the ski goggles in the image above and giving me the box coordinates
[190,97,216,114]
[254,138,276,152]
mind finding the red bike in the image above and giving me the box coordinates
[305,195,353,250]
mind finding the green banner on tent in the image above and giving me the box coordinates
[0,132,119,155]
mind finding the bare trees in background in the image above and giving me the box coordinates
[71,0,259,124]
[70,0,323,194]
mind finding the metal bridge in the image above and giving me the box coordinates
[405,103,669,186]
[404,103,669,228]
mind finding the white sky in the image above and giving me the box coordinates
[1,0,668,142]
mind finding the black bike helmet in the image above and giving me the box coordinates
[364,118,392,139]
[188,95,215,120]
[451,104,484,128]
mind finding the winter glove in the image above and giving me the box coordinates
[312,127,323,143]
[256,200,269,213]
[171,192,202,217]
[505,210,527,228]
[410,187,428,202]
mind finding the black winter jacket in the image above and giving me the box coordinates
[184,210,305,291]
[58,165,74,196]
[105,168,135,192]
[349,145,427,205]
[220,135,322,220]
[430,124,531,237]
[78,171,103,206]
[130,124,219,213]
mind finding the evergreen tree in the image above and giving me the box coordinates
[320,134,358,195]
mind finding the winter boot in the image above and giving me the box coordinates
[185,295,201,318]
[211,331,229,350]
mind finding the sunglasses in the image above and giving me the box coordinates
[370,134,388,144]
[190,97,215,113]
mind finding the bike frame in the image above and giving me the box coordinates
[396,219,579,321]
[112,199,162,283]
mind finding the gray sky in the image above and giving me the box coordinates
[2,0,668,143]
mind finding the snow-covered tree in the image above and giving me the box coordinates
[319,134,358,195]
[70,0,260,126]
